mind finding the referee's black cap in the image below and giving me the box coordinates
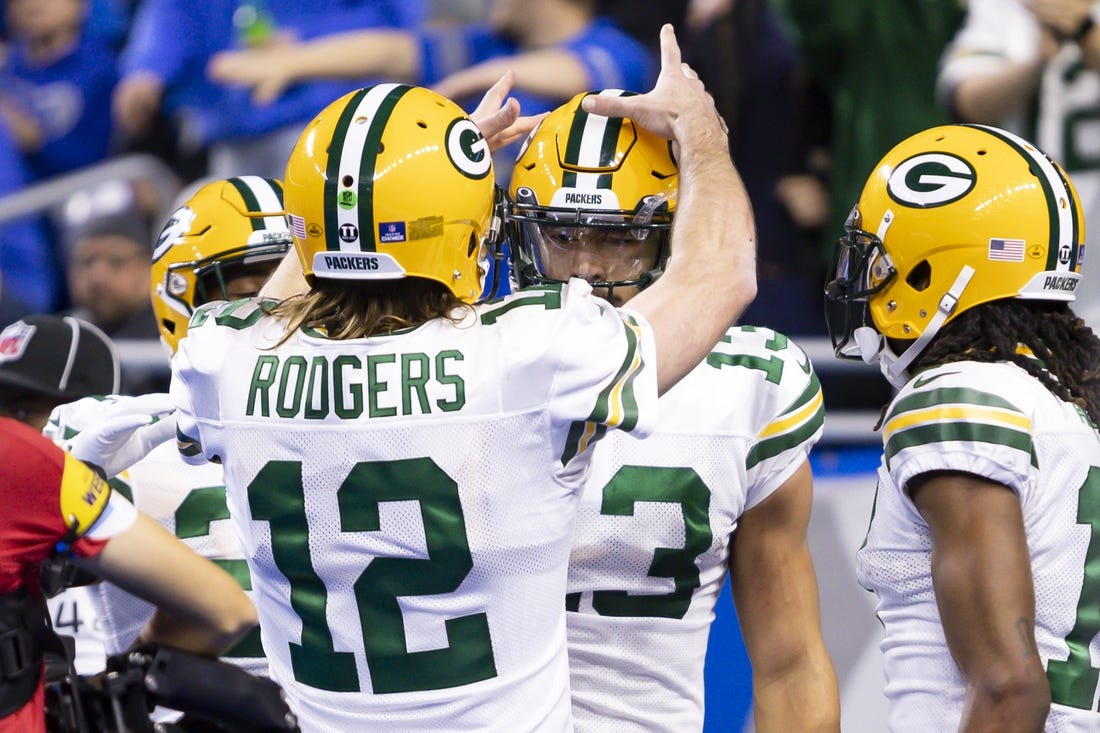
[0,315,120,402]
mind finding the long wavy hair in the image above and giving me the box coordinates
[266,277,472,344]
[908,299,1100,427]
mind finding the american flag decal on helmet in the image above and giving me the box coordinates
[288,214,308,239]
[988,238,1025,262]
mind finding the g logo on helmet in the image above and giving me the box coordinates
[887,153,976,208]
[446,119,492,180]
[153,206,196,263]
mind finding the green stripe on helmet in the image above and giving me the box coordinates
[324,88,372,253]
[355,85,411,253]
[967,124,1077,271]
[228,177,264,231]
[599,115,623,167]
[564,96,591,167]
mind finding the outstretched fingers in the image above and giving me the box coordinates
[580,24,714,141]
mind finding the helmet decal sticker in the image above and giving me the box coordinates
[288,213,308,240]
[987,238,1026,262]
[887,153,975,208]
[153,206,195,263]
[338,223,359,243]
[409,216,444,240]
[378,221,407,243]
[446,118,492,180]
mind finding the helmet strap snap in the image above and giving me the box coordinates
[880,265,975,388]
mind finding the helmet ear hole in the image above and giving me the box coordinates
[907,260,932,291]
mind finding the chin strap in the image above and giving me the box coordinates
[873,265,976,388]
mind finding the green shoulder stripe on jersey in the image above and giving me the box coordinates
[177,426,203,458]
[884,422,1034,470]
[561,310,648,464]
[746,373,824,470]
[561,420,608,466]
[583,313,644,431]
[783,372,822,415]
[885,386,1022,424]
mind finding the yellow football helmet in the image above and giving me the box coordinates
[507,90,677,297]
[150,176,292,353]
[282,83,498,303]
[825,124,1085,387]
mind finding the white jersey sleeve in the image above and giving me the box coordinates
[857,361,1100,732]
[566,327,824,732]
[880,363,1033,497]
[169,280,659,733]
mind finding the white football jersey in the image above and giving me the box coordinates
[566,326,824,732]
[857,361,1100,732]
[938,0,1100,327]
[45,585,107,675]
[44,396,268,676]
[170,280,659,733]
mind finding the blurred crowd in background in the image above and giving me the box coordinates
[9,0,1094,411]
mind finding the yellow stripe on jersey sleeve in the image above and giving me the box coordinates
[883,405,1031,443]
[882,386,1033,468]
[759,388,825,439]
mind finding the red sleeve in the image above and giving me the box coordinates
[0,418,108,594]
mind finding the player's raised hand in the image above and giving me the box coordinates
[468,71,547,153]
[579,25,728,151]
[65,394,177,477]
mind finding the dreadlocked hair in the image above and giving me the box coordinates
[909,299,1100,427]
[267,277,472,345]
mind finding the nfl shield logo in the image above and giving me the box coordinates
[0,321,35,363]
[378,221,407,243]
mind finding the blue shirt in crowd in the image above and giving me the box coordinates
[418,17,655,116]
[3,33,119,180]
[120,0,426,144]
[0,119,59,315]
